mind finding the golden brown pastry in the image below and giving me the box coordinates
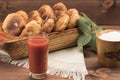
[29,10,41,18]
[53,2,69,31]
[67,9,81,29]
[16,10,29,21]
[2,13,26,36]
[20,20,41,37]
[54,13,69,32]
[67,9,80,16]
[38,5,56,20]
[38,5,55,33]
[42,18,54,33]
[55,11,66,19]
[28,10,43,25]
[52,2,67,12]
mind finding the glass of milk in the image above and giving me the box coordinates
[96,30,120,67]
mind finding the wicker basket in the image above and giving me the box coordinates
[0,38,28,59]
[0,28,80,59]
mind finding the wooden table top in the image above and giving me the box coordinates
[0,26,120,80]
[0,49,120,80]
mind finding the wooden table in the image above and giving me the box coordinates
[84,47,120,80]
[0,26,120,80]
[0,49,120,80]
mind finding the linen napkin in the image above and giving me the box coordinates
[0,47,88,80]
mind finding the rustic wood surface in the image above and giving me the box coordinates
[0,47,120,80]
[0,61,72,80]
[84,47,120,80]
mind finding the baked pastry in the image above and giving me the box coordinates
[67,9,80,28]
[2,13,26,36]
[29,10,41,18]
[20,20,41,37]
[54,13,69,32]
[55,11,66,18]
[28,10,43,25]
[38,5,55,33]
[2,2,80,36]
[38,5,56,20]
[42,18,54,33]
[16,10,29,22]
[53,2,67,12]
[53,3,69,32]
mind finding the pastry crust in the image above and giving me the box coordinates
[53,2,69,32]
[28,10,43,25]
[53,2,67,12]
[16,10,29,22]
[38,5,56,20]
[38,5,55,33]
[42,18,54,33]
[67,9,80,29]
[2,13,26,36]
[29,10,41,18]
[54,13,69,32]
[20,20,41,37]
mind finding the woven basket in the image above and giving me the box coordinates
[48,28,80,52]
[0,28,80,59]
[0,38,28,59]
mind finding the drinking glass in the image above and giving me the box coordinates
[28,35,49,79]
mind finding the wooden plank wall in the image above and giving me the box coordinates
[0,0,120,25]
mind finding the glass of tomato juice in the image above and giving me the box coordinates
[27,35,49,79]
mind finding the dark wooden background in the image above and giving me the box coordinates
[0,0,120,25]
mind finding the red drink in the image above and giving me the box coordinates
[28,36,49,79]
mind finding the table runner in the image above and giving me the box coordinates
[0,47,88,80]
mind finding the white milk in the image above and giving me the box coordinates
[99,31,120,42]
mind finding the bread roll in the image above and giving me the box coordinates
[38,5,55,33]
[42,18,54,33]
[16,10,29,21]
[67,9,80,29]
[29,10,41,18]
[54,13,69,32]
[2,13,26,36]
[20,20,41,37]
[29,10,43,25]
[55,11,66,19]
[38,5,56,20]
[53,3,69,32]
[53,2,67,12]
